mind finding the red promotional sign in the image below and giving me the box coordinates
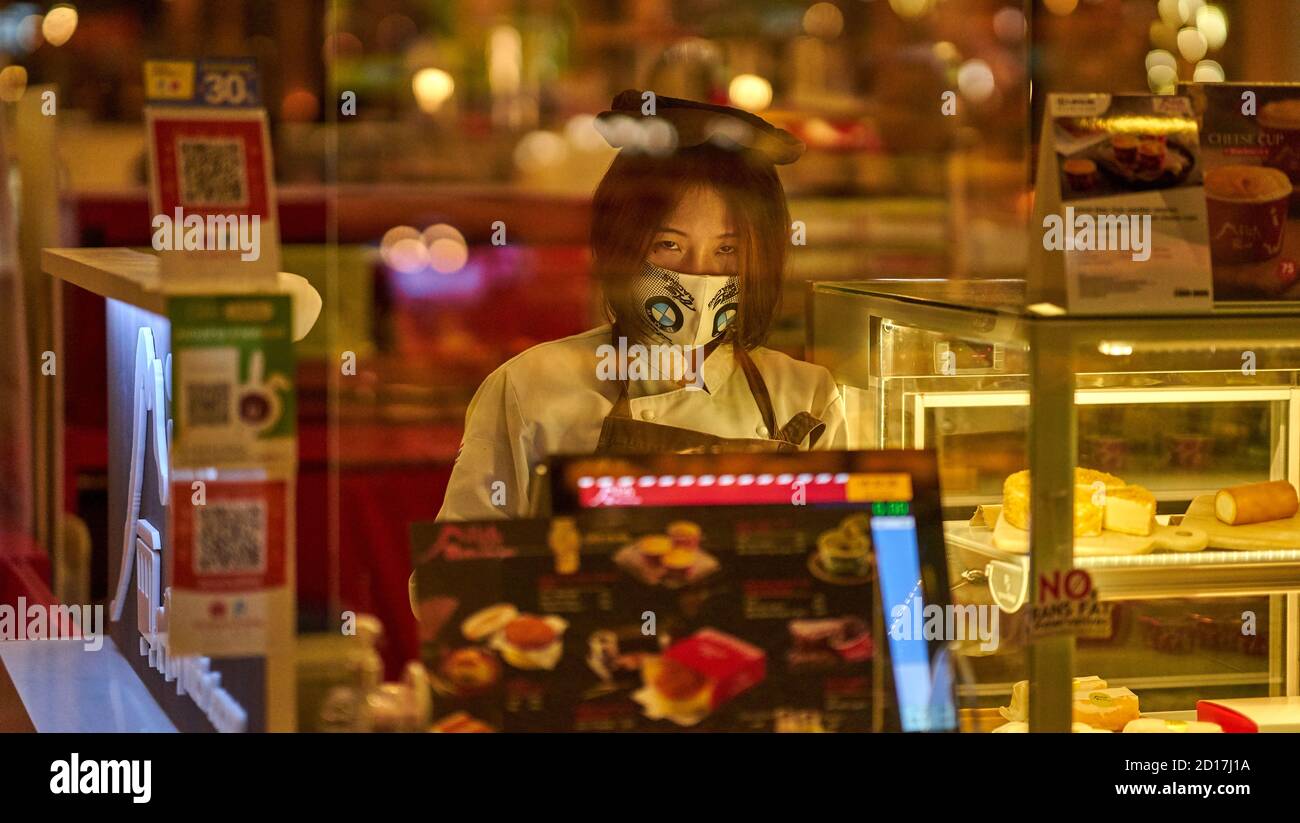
[150,114,271,218]
[170,478,288,592]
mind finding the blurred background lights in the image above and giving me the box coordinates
[1043,0,1079,16]
[41,4,76,46]
[1196,5,1228,50]
[640,118,678,155]
[564,114,606,152]
[728,73,772,112]
[380,225,420,254]
[802,2,844,40]
[17,13,41,52]
[1149,20,1178,51]
[932,41,960,64]
[1145,49,1178,72]
[1157,0,1188,27]
[1193,59,1225,82]
[1147,62,1178,93]
[992,7,1026,43]
[428,238,469,274]
[322,31,363,63]
[411,68,454,113]
[0,65,28,102]
[957,59,995,103]
[380,226,430,274]
[888,0,937,18]
[513,130,568,173]
[488,25,523,97]
[1176,26,1208,61]
[281,88,319,122]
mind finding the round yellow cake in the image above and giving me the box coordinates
[1001,468,1126,537]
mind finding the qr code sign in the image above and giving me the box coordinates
[194,500,267,576]
[177,137,247,206]
[186,382,230,426]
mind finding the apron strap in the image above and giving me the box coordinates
[734,345,779,440]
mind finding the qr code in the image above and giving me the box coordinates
[194,500,266,575]
[177,138,247,206]
[186,382,230,426]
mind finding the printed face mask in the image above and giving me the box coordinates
[630,260,740,348]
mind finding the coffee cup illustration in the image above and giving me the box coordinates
[1259,100,1300,210]
[1204,165,1293,264]
[238,351,290,433]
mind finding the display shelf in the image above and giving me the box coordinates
[811,278,1300,730]
[945,522,1300,599]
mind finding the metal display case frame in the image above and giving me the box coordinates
[809,279,1300,731]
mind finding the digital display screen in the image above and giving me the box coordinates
[872,514,958,733]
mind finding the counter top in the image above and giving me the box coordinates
[0,638,176,732]
[43,247,322,339]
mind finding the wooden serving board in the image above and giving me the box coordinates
[992,513,1207,556]
[1181,494,1300,550]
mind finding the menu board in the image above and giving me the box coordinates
[412,507,881,733]
[1030,93,1214,313]
[1182,83,1300,300]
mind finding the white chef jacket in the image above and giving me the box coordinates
[435,325,848,521]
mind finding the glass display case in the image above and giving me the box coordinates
[810,279,1300,731]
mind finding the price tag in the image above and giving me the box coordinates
[845,473,913,503]
[145,57,261,107]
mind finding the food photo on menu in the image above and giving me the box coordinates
[1056,105,1202,202]
[1184,83,1300,299]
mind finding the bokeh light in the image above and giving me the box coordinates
[1176,26,1208,62]
[514,130,568,173]
[423,225,469,274]
[992,7,1027,43]
[1157,0,1188,27]
[802,3,844,40]
[1193,59,1225,82]
[41,5,76,47]
[380,226,428,274]
[728,73,772,112]
[1196,5,1228,50]
[888,0,937,20]
[1145,49,1177,72]
[1043,0,1079,16]
[957,59,995,103]
[412,68,454,114]
[1147,63,1178,94]
[0,65,28,102]
[564,114,606,152]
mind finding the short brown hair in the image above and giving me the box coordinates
[589,144,789,350]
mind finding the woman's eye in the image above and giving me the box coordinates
[717,245,735,255]
[656,240,680,251]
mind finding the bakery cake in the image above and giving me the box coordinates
[1002,468,1154,537]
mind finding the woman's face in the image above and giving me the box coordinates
[646,185,738,276]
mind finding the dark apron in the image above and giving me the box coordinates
[595,342,825,454]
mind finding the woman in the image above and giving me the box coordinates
[437,90,847,521]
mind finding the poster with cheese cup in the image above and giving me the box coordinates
[1029,94,1213,313]
[1182,83,1300,300]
